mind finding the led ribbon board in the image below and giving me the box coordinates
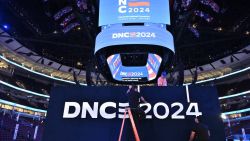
[99,0,171,26]
[95,25,174,53]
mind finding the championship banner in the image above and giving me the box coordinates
[43,86,225,141]
[99,0,171,26]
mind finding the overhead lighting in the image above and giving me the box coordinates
[77,61,82,66]
[217,27,222,31]
[215,27,222,31]
[246,31,250,35]
[3,24,9,29]
[192,24,197,28]
[221,113,227,120]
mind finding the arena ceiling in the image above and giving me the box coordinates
[0,0,249,71]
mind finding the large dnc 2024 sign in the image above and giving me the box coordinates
[99,0,171,26]
[43,86,225,141]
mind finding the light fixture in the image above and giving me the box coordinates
[3,24,9,29]
[217,27,222,31]
[221,113,227,120]
[192,24,197,28]
[77,61,82,66]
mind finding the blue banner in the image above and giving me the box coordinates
[43,86,225,141]
[99,0,171,26]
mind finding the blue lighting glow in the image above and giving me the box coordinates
[0,99,47,113]
[184,65,250,85]
[0,55,86,86]
[223,108,250,115]
[219,90,250,100]
[3,25,9,29]
[0,46,249,86]
[0,80,49,98]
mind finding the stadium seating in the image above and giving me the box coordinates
[0,110,44,141]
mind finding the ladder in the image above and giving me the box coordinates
[118,108,141,141]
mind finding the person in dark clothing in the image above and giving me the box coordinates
[126,85,147,141]
[189,116,210,141]
[126,86,147,108]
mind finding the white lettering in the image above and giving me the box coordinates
[153,102,170,119]
[119,0,126,5]
[81,102,98,118]
[63,102,81,118]
[112,32,156,39]
[118,6,127,13]
[62,102,201,120]
[100,102,116,119]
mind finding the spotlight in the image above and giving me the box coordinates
[3,25,9,29]
[215,27,222,31]
[221,113,227,120]
[77,61,82,66]
[192,24,197,28]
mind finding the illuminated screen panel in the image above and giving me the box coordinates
[99,0,170,26]
[147,54,162,81]
[107,53,162,82]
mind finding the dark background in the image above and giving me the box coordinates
[43,86,225,141]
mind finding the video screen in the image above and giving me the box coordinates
[107,53,162,82]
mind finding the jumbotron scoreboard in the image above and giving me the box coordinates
[95,0,175,83]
